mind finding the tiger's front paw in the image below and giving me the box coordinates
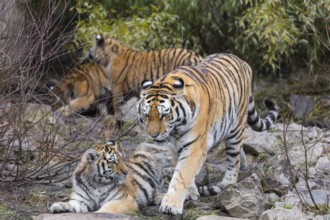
[187,184,200,201]
[49,202,73,213]
[159,193,184,215]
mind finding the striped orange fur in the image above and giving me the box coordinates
[137,53,278,215]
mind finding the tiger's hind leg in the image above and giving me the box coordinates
[199,127,244,196]
[57,95,95,116]
[95,195,139,214]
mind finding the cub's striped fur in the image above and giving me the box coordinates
[137,53,278,215]
[88,35,203,118]
[51,62,112,116]
[49,141,163,214]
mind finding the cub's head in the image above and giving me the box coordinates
[88,35,124,66]
[138,74,194,141]
[80,140,128,184]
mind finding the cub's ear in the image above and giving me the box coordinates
[95,34,104,47]
[106,140,116,145]
[172,77,184,89]
[141,80,153,90]
[84,148,100,164]
[106,140,125,158]
[106,139,121,150]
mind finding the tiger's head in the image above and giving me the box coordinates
[80,140,128,184]
[88,34,128,67]
[138,73,197,141]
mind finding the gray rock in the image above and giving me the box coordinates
[214,173,265,219]
[301,190,330,208]
[290,94,315,120]
[315,156,330,174]
[288,142,323,167]
[296,178,318,192]
[276,191,302,210]
[197,215,248,220]
[313,214,330,220]
[32,213,139,220]
[243,127,281,156]
[260,206,309,220]
[256,155,293,191]
[264,193,280,209]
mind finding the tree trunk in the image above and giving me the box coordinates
[0,0,31,68]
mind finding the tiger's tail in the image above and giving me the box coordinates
[198,97,279,197]
[247,96,278,131]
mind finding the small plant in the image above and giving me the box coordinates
[283,204,293,210]
[0,204,15,220]
[258,153,270,161]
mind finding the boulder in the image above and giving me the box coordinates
[243,127,281,156]
[197,215,248,220]
[33,213,139,220]
[260,206,309,220]
[315,156,330,174]
[214,173,265,219]
[301,190,330,208]
[287,142,323,168]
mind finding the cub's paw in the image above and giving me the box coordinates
[56,106,72,117]
[159,194,184,215]
[49,202,73,213]
[49,201,88,213]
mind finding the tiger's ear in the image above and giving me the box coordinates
[95,34,104,47]
[141,80,153,90]
[172,78,184,89]
[84,148,100,164]
[106,140,116,145]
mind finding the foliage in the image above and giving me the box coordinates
[70,0,330,74]
[71,0,185,53]
[238,1,299,72]
[238,0,330,73]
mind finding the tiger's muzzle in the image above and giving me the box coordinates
[146,105,167,140]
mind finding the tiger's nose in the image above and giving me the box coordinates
[149,132,160,138]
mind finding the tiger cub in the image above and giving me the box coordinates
[49,141,163,214]
[137,53,279,215]
[51,62,112,116]
[88,35,203,118]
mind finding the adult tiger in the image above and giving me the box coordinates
[49,141,163,214]
[137,53,278,215]
[51,62,112,116]
[88,35,203,118]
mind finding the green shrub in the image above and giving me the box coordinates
[238,0,330,73]
[70,0,330,74]
[71,0,185,53]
